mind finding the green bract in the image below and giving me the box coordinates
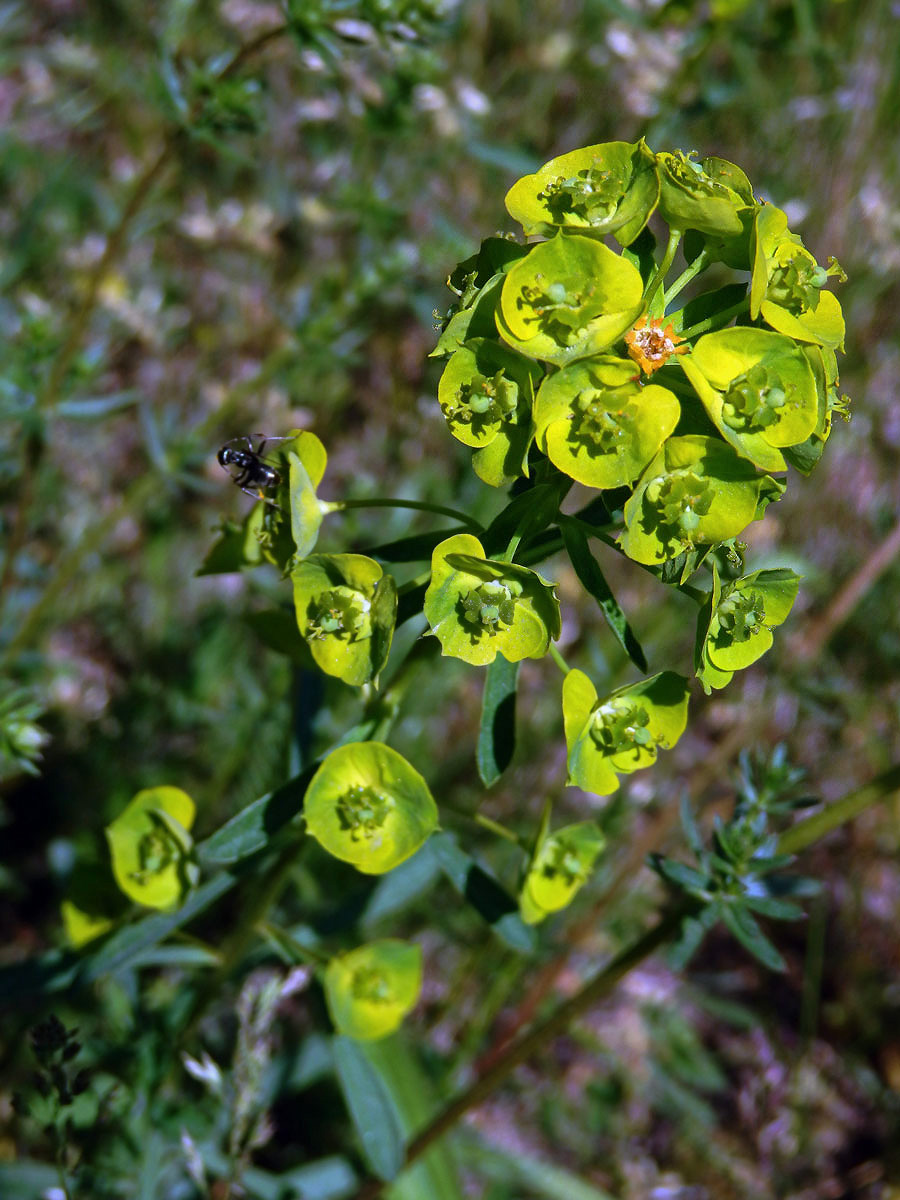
[750,204,846,349]
[287,431,328,560]
[245,429,329,573]
[786,344,849,474]
[304,741,438,874]
[497,235,644,366]
[61,901,114,948]
[679,328,819,472]
[424,534,561,666]
[292,553,397,687]
[696,567,800,692]
[504,139,659,246]
[656,151,753,237]
[620,435,781,566]
[431,237,529,359]
[105,786,199,910]
[437,338,540,487]
[519,821,606,925]
[563,670,690,797]
[534,356,680,487]
[323,940,423,1041]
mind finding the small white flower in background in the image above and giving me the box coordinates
[182,1050,224,1095]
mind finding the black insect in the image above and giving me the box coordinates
[217,435,286,503]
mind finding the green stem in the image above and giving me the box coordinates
[258,920,330,967]
[181,836,303,1041]
[347,766,900,1200]
[662,247,711,308]
[348,907,688,1200]
[495,532,522,563]
[548,643,571,675]
[440,802,525,848]
[679,297,750,340]
[329,497,482,533]
[643,229,681,311]
[777,764,900,856]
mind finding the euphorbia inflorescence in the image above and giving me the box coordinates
[129,138,850,1035]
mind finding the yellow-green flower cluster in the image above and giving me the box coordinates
[434,140,848,561]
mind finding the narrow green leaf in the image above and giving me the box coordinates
[332,1035,406,1182]
[363,1036,463,1200]
[275,1156,358,1199]
[653,856,707,893]
[463,1131,616,1200]
[198,769,312,866]
[477,654,520,787]
[370,573,398,683]
[680,793,705,858]
[668,913,711,970]
[720,903,787,972]
[743,895,805,921]
[481,480,568,558]
[430,833,537,954]
[362,843,442,930]
[78,872,238,982]
[559,519,647,671]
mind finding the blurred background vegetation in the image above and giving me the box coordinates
[2,0,900,1196]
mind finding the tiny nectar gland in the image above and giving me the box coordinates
[352,966,393,1005]
[336,784,393,841]
[625,316,688,376]
[590,698,654,753]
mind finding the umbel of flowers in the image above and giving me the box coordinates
[77,141,847,1041]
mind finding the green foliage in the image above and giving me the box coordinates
[3,2,895,1195]
[0,686,48,781]
[653,748,821,972]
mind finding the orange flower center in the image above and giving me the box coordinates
[625,317,687,376]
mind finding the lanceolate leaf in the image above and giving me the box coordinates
[430,833,537,954]
[477,654,520,787]
[720,902,787,972]
[559,519,647,671]
[332,1035,406,1182]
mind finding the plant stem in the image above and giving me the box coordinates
[643,229,681,311]
[662,247,711,308]
[181,836,303,1041]
[349,907,688,1200]
[548,643,571,675]
[346,764,900,1199]
[440,802,524,847]
[331,497,482,533]
[777,763,900,855]
[679,297,750,340]
[497,532,522,563]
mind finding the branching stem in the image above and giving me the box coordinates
[345,764,900,1199]
[663,247,712,308]
[679,297,750,340]
[643,229,681,310]
[330,497,482,533]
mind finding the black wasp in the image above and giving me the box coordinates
[217,435,289,504]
